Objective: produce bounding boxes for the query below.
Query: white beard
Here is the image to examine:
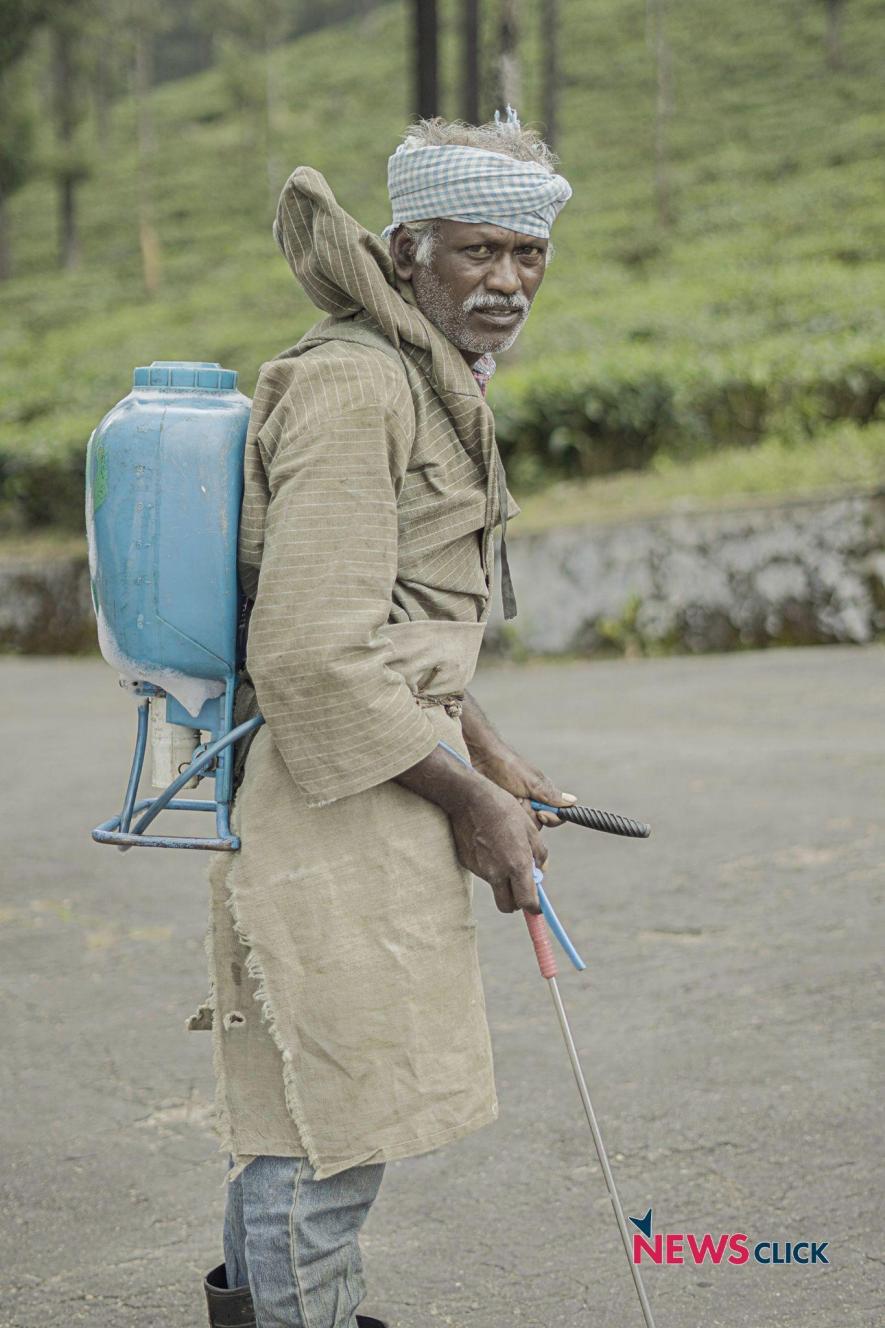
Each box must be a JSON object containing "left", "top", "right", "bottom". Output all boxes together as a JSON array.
[{"left": 411, "top": 264, "right": 532, "bottom": 354}]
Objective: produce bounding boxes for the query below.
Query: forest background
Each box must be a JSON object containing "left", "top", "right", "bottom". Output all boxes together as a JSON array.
[{"left": 0, "top": 0, "right": 882, "bottom": 540}]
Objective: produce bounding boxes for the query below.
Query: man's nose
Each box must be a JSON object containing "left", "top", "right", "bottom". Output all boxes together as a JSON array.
[{"left": 485, "top": 253, "right": 522, "bottom": 295}]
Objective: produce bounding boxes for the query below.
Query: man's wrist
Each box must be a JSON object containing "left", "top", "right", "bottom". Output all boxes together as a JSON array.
[
  {"left": 464, "top": 731, "right": 510, "bottom": 766},
  {"left": 394, "top": 743, "right": 500, "bottom": 818},
  {"left": 461, "top": 691, "right": 508, "bottom": 764}
]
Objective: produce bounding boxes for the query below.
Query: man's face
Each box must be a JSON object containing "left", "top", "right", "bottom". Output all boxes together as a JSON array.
[{"left": 391, "top": 219, "right": 548, "bottom": 359}]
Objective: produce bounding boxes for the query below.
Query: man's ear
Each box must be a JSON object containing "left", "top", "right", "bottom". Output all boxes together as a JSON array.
[{"left": 390, "top": 226, "right": 416, "bottom": 282}]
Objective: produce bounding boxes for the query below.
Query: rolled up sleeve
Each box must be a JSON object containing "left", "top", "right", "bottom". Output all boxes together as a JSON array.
[{"left": 245, "top": 391, "right": 439, "bottom": 806}]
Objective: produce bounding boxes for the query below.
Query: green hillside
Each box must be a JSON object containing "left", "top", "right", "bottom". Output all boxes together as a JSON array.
[{"left": 2, "top": 0, "right": 883, "bottom": 530}]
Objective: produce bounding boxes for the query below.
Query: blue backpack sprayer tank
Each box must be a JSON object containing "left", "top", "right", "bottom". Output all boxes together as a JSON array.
[
  {"left": 86, "top": 361, "right": 265, "bottom": 850},
  {"left": 85, "top": 360, "right": 659, "bottom": 1326}
]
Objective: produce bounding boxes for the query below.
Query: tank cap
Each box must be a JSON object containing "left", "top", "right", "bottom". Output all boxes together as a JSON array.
[{"left": 133, "top": 361, "right": 239, "bottom": 391}]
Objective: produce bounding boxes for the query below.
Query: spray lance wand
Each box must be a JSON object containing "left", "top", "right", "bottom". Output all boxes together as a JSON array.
[{"left": 438, "top": 742, "right": 658, "bottom": 1328}]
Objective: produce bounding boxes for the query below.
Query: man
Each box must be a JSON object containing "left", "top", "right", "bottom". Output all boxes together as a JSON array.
[{"left": 195, "top": 111, "right": 574, "bottom": 1328}]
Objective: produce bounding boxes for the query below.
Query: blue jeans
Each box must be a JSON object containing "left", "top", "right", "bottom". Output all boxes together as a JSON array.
[{"left": 223, "top": 1154, "right": 386, "bottom": 1327}]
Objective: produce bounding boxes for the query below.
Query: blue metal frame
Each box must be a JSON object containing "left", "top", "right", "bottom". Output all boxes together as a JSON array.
[{"left": 92, "top": 678, "right": 264, "bottom": 851}]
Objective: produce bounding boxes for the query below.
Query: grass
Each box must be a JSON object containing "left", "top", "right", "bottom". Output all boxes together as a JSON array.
[{"left": 512, "top": 419, "right": 885, "bottom": 532}]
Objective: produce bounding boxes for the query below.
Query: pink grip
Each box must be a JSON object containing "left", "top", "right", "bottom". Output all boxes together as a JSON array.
[{"left": 525, "top": 909, "right": 558, "bottom": 979}]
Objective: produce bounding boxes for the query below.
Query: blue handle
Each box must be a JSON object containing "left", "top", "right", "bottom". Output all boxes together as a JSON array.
[
  {"left": 438, "top": 741, "right": 586, "bottom": 972},
  {"left": 533, "top": 866, "right": 586, "bottom": 972}
]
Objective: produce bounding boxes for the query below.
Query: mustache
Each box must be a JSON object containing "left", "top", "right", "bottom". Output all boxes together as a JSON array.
[{"left": 463, "top": 291, "right": 530, "bottom": 315}]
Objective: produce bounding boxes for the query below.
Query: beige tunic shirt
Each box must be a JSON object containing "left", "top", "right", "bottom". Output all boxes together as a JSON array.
[{"left": 187, "top": 168, "right": 516, "bottom": 1180}]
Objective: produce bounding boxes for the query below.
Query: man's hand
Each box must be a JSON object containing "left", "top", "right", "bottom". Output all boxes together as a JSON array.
[
  {"left": 461, "top": 692, "right": 576, "bottom": 828},
  {"left": 448, "top": 778, "right": 547, "bottom": 915},
  {"left": 469, "top": 744, "right": 577, "bottom": 828},
  {"left": 393, "top": 746, "right": 546, "bottom": 914}
]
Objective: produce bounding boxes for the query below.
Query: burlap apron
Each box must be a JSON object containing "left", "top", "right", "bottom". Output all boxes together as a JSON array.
[{"left": 195, "top": 620, "right": 498, "bottom": 1181}]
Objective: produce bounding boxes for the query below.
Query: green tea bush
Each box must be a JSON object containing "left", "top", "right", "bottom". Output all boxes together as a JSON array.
[{"left": 493, "top": 339, "right": 885, "bottom": 489}]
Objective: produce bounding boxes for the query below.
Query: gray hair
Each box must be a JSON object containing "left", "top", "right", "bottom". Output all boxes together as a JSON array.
[
  {"left": 399, "top": 113, "right": 559, "bottom": 173},
  {"left": 398, "top": 218, "right": 440, "bottom": 264},
  {"left": 391, "top": 114, "right": 559, "bottom": 268}
]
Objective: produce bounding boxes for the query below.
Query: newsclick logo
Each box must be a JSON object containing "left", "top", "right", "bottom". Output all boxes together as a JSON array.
[{"left": 628, "top": 1208, "right": 829, "bottom": 1267}]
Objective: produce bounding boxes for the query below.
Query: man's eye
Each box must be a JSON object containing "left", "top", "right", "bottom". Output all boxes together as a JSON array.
[
  {"left": 518, "top": 246, "right": 543, "bottom": 258},
  {"left": 465, "top": 244, "right": 492, "bottom": 256}
]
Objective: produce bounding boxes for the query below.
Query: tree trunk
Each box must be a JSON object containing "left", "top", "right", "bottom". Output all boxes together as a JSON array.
[
  {"left": 60, "top": 173, "right": 80, "bottom": 269},
  {"left": 646, "top": 0, "right": 672, "bottom": 229},
  {"left": 825, "top": 0, "right": 845, "bottom": 71},
  {"left": 0, "top": 185, "right": 10, "bottom": 282},
  {"left": 414, "top": 0, "right": 439, "bottom": 119},
  {"left": 135, "top": 29, "right": 161, "bottom": 295},
  {"left": 94, "top": 46, "right": 111, "bottom": 149},
  {"left": 264, "top": 14, "right": 281, "bottom": 204},
  {"left": 461, "top": 0, "right": 480, "bottom": 123},
  {"left": 540, "top": 0, "right": 558, "bottom": 148},
  {"left": 498, "top": 0, "right": 520, "bottom": 112},
  {"left": 51, "top": 26, "right": 80, "bottom": 271}
]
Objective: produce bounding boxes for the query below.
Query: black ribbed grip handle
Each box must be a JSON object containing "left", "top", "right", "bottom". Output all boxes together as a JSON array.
[
  {"left": 549, "top": 803, "right": 651, "bottom": 838},
  {"left": 531, "top": 796, "right": 648, "bottom": 839}
]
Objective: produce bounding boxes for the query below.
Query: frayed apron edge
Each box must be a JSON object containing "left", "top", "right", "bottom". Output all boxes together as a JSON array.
[
  {"left": 205, "top": 928, "right": 239, "bottom": 1161},
  {"left": 217, "top": 1149, "right": 306, "bottom": 1188},
  {"left": 185, "top": 916, "right": 217, "bottom": 1031},
  {"left": 184, "top": 1001, "right": 213, "bottom": 1032},
  {"left": 225, "top": 1155, "right": 252, "bottom": 1186},
  {"left": 307, "top": 1101, "right": 500, "bottom": 1181},
  {"left": 220, "top": 878, "right": 323, "bottom": 1173},
  {"left": 215, "top": 1102, "right": 499, "bottom": 1186}
]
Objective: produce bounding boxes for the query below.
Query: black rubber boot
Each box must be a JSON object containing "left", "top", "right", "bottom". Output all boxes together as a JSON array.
[
  {"left": 203, "top": 1263, "right": 256, "bottom": 1327},
  {"left": 203, "top": 1262, "right": 387, "bottom": 1327}
]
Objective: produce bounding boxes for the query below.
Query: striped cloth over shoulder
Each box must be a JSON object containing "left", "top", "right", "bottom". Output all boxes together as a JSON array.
[{"left": 236, "top": 167, "right": 516, "bottom": 806}]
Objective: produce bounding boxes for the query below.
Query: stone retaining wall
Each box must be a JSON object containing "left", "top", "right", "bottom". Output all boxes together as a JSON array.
[
  {"left": 484, "top": 490, "right": 885, "bottom": 656},
  {"left": 0, "top": 553, "right": 95, "bottom": 653}
]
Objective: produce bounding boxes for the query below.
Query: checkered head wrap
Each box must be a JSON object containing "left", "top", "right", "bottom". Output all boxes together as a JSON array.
[{"left": 381, "top": 125, "right": 572, "bottom": 241}]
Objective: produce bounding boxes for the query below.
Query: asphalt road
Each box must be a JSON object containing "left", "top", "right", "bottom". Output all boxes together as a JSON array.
[{"left": 1, "top": 646, "right": 882, "bottom": 1328}]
